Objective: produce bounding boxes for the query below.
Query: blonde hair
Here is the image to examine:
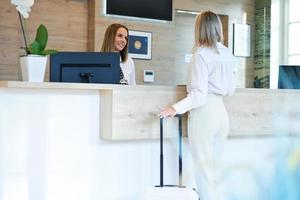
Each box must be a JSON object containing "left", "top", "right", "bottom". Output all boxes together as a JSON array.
[
  {"left": 101, "top": 23, "right": 129, "bottom": 62},
  {"left": 194, "top": 11, "right": 223, "bottom": 51}
]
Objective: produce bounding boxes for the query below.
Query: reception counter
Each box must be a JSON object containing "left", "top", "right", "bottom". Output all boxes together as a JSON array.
[{"left": 0, "top": 81, "right": 299, "bottom": 140}]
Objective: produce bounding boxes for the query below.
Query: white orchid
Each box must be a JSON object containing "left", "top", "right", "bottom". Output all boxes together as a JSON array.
[{"left": 11, "top": 0, "right": 34, "bottom": 19}]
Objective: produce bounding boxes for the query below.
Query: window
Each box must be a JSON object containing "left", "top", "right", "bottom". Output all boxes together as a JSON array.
[
  {"left": 270, "top": 0, "right": 300, "bottom": 88},
  {"left": 288, "top": 0, "right": 300, "bottom": 64}
]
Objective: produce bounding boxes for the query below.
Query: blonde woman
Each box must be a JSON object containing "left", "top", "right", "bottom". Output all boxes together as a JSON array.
[
  {"left": 158, "top": 11, "right": 236, "bottom": 200},
  {"left": 101, "top": 23, "right": 136, "bottom": 85}
]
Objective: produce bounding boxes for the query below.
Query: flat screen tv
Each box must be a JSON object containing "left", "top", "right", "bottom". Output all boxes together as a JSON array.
[
  {"left": 50, "top": 52, "right": 121, "bottom": 84},
  {"left": 278, "top": 65, "right": 300, "bottom": 89},
  {"left": 106, "top": 0, "right": 172, "bottom": 21}
]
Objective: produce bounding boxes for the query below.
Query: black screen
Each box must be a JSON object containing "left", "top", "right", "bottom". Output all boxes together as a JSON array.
[
  {"left": 278, "top": 65, "right": 300, "bottom": 89},
  {"left": 106, "top": 0, "right": 172, "bottom": 21},
  {"left": 50, "top": 52, "right": 121, "bottom": 84}
]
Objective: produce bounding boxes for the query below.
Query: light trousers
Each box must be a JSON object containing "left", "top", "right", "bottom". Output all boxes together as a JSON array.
[{"left": 188, "top": 94, "right": 229, "bottom": 200}]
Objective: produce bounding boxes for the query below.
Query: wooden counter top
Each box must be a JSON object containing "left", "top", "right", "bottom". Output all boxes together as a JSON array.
[
  {"left": 0, "top": 81, "right": 187, "bottom": 140},
  {"left": 0, "top": 81, "right": 178, "bottom": 90},
  {"left": 1, "top": 81, "right": 299, "bottom": 140}
]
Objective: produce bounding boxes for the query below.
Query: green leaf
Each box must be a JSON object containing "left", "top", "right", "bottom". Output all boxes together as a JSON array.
[
  {"left": 41, "top": 49, "right": 58, "bottom": 55},
  {"left": 34, "top": 24, "right": 48, "bottom": 51},
  {"left": 27, "top": 24, "right": 57, "bottom": 55},
  {"left": 28, "top": 41, "right": 42, "bottom": 55}
]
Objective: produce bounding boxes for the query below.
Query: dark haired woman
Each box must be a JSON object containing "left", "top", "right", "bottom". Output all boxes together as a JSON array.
[{"left": 101, "top": 23, "right": 136, "bottom": 85}]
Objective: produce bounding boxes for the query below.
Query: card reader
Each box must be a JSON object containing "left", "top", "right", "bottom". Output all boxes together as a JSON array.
[{"left": 143, "top": 70, "right": 154, "bottom": 83}]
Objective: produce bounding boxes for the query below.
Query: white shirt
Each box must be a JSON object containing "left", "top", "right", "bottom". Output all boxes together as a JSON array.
[
  {"left": 172, "top": 43, "right": 236, "bottom": 114},
  {"left": 120, "top": 56, "right": 136, "bottom": 85}
]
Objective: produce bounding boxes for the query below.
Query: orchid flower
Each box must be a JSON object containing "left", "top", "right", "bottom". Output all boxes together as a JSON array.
[
  {"left": 11, "top": 0, "right": 35, "bottom": 54},
  {"left": 11, "top": 0, "right": 34, "bottom": 19}
]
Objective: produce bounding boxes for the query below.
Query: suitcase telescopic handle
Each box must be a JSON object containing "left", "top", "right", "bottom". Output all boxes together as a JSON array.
[
  {"left": 178, "top": 114, "right": 183, "bottom": 186},
  {"left": 159, "top": 114, "right": 183, "bottom": 187},
  {"left": 159, "top": 117, "right": 164, "bottom": 186}
]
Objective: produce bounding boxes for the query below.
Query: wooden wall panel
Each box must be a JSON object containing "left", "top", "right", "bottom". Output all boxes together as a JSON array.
[
  {"left": 34, "top": 0, "right": 88, "bottom": 81},
  {"left": 0, "top": 0, "right": 254, "bottom": 87},
  {"left": 90, "top": 0, "right": 255, "bottom": 87},
  {"left": 0, "top": 1, "right": 20, "bottom": 80},
  {"left": 0, "top": 0, "right": 88, "bottom": 81}
]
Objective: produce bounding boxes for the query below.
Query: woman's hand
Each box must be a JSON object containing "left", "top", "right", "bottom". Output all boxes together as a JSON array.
[{"left": 158, "top": 106, "right": 177, "bottom": 118}]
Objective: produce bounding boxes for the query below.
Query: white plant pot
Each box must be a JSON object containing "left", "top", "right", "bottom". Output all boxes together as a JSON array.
[{"left": 20, "top": 55, "right": 47, "bottom": 82}]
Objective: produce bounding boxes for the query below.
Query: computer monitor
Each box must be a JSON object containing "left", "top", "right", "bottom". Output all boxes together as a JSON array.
[
  {"left": 50, "top": 52, "right": 121, "bottom": 84},
  {"left": 278, "top": 65, "right": 300, "bottom": 89}
]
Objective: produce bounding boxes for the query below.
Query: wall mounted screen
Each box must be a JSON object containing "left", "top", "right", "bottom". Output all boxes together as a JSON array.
[{"left": 106, "top": 0, "right": 172, "bottom": 21}]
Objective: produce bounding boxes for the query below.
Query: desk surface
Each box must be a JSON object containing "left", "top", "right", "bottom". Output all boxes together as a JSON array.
[
  {"left": 1, "top": 80, "right": 299, "bottom": 94},
  {"left": 0, "top": 81, "right": 179, "bottom": 90},
  {"left": 1, "top": 81, "right": 300, "bottom": 139}
]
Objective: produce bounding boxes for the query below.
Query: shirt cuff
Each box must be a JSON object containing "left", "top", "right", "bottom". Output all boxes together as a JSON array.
[{"left": 172, "top": 99, "right": 191, "bottom": 114}]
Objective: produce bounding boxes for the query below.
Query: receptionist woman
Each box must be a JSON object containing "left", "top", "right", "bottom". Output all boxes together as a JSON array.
[{"left": 101, "top": 23, "right": 136, "bottom": 85}]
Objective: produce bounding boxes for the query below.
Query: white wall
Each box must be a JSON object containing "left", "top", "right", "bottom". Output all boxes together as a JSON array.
[
  {"left": 0, "top": 88, "right": 299, "bottom": 200},
  {"left": 0, "top": 89, "right": 196, "bottom": 200}
]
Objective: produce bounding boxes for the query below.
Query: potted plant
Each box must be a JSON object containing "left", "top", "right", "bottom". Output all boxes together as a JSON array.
[
  {"left": 11, "top": 0, "right": 57, "bottom": 82},
  {"left": 20, "top": 24, "right": 57, "bottom": 82}
]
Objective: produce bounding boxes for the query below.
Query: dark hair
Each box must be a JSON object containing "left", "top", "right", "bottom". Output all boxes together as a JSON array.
[{"left": 101, "top": 23, "right": 129, "bottom": 62}]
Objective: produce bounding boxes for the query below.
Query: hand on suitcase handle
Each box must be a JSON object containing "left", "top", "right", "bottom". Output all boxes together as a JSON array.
[{"left": 157, "top": 106, "right": 177, "bottom": 118}]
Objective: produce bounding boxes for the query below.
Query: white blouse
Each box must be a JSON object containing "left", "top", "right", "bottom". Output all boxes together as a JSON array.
[
  {"left": 120, "top": 56, "right": 136, "bottom": 85},
  {"left": 172, "top": 43, "right": 236, "bottom": 114}
]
